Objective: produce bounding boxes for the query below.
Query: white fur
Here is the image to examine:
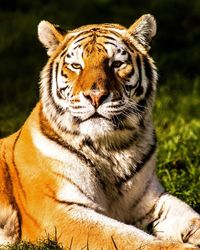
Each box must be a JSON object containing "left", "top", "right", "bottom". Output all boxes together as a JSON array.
[
  {"left": 0, "top": 206, "right": 19, "bottom": 245},
  {"left": 153, "top": 194, "right": 200, "bottom": 243}
]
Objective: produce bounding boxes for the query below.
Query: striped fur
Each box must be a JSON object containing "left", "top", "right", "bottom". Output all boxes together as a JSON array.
[{"left": 0, "top": 14, "right": 200, "bottom": 249}]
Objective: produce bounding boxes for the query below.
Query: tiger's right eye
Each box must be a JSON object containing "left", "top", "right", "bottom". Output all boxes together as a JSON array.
[
  {"left": 112, "top": 61, "right": 124, "bottom": 69},
  {"left": 71, "top": 63, "right": 82, "bottom": 70}
]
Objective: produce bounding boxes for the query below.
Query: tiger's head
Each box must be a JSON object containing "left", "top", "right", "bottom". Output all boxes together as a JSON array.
[{"left": 38, "top": 14, "right": 157, "bottom": 140}]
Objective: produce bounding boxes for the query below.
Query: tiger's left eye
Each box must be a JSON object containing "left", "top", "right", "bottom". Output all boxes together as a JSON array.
[
  {"left": 112, "top": 61, "right": 124, "bottom": 68},
  {"left": 71, "top": 63, "right": 82, "bottom": 70}
]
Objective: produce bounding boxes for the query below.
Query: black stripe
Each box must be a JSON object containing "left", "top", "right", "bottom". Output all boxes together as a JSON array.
[
  {"left": 95, "top": 28, "right": 123, "bottom": 39},
  {"left": 50, "top": 197, "right": 89, "bottom": 209},
  {"left": 125, "top": 67, "right": 135, "bottom": 80},
  {"left": 107, "top": 30, "right": 124, "bottom": 39},
  {"left": 45, "top": 184, "right": 90, "bottom": 209},
  {"left": 73, "top": 44, "right": 81, "bottom": 50},
  {"left": 125, "top": 84, "right": 135, "bottom": 92},
  {"left": 59, "top": 48, "right": 68, "bottom": 58},
  {"left": 12, "top": 130, "right": 27, "bottom": 199},
  {"left": 39, "top": 107, "right": 80, "bottom": 138},
  {"left": 136, "top": 98, "right": 147, "bottom": 113},
  {"left": 135, "top": 55, "right": 143, "bottom": 97},
  {"left": 98, "top": 35, "right": 116, "bottom": 41},
  {"left": 56, "top": 26, "right": 66, "bottom": 36},
  {"left": 55, "top": 63, "right": 63, "bottom": 100},
  {"left": 12, "top": 130, "right": 41, "bottom": 229},
  {"left": 47, "top": 62, "right": 66, "bottom": 115},
  {"left": 101, "top": 24, "right": 124, "bottom": 29},
  {"left": 122, "top": 39, "right": 136, "bottom": 53},
  {"left": 81, "top": 136, "right": 97, "bottom": 153},
  {"left": 115, "top": 168, "right": 135, "bottom": 189},
  {"left": 95, "top": 43, "right": 108, "bottom": 53},
  {"left": 3, "top": 150, "right": 22, "bottom": 239},
  {"left": 115, "top": 132, "right": 157, "bottom": 188},
  {"left": 111, "top": 236, "right": 119, "bottom": 250},
  {"left": 55, "top": 61, "right": 70, "bottom": 100},
  {"left": 40, "top": 128, "right": 106, "bottom": 191},
  {"left": 143, "top": 57, "right": 154, "bottom": 99},
  {"left": 80, "top": 136, "right": 122, "bottom": 175},
  {"left": 136, "top": 132, "right": 157, "bottom": 173},
  {"left": 61, "top": 68, "right": 69, "bottom": 78},
  {"left": 52, "top": 171, "right": 96, "bottom": 204},
  {"left": 131, "top": 171, "right": 154, "bottom": 210},
  {"left": 73, "top": 32, "right": 93, "bottom": 43},
  {"left": 133, "top": 191, "right": 167, "bottom": 226},
  {"left": 143, "top": 56, "right": 153, "bottom": 82},
  {"left": 58, "top": 36, "right": 74, "bottom": 58},
  {"left": 133, "top": 205, "right": 155, "bottom": 226},
  {"left": 104, "top": 41, "right": 118, "bottom": 47}
]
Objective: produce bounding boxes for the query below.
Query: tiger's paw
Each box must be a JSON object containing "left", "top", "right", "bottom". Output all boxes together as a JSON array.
[
  {"left": 181, "top": 218, "right": 200, "bottom": 247},
  {"left": 0, "top": 206, "right": 19, "bottom": 245},
  {"left": 154, "top": 216, "right": 200, "bottom": 248}
]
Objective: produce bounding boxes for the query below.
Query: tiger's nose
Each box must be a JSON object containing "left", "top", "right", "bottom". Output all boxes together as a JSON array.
[{"left": 83, "top": 89, "right": 109, "bottom": 108}]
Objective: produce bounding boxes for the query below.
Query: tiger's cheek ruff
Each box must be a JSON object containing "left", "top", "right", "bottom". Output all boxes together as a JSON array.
[{"left": 39, "top": 20, "right": 158, "bottom": 140}]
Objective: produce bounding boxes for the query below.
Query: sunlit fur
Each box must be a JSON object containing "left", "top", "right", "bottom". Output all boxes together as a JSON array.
[{"left": 0, "top": 14, "right": 200, "bottom": 249}]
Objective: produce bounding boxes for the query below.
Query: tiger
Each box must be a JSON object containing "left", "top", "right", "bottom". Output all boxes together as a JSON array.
[{"left": 0, "top": 14, "right": 200, "bottom": 249}]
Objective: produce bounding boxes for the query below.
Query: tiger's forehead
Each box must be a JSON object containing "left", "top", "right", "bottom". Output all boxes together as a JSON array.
[
  {"left": 69, "top": 28, "right": 125, "bottom": 47},
  {"left": 64, "top": 27, "right": 132, "bottom": 61}
]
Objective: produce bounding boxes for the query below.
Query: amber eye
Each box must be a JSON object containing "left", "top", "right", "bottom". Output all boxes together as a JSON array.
[
  {"left": 112, "top": 61, "right": 124, "bottom": 68},
  {"left": 71, "top": 63, "right": 82, "bottom": 70}
]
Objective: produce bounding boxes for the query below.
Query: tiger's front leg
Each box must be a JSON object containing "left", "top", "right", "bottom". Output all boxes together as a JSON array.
[
  {"left": 0, "top": 139, "right": 20, "bottom": 245},
  {"left": 152, "top": 193, "right": 200, "bottom": 247},
  {"left": 44, "top": 203, "right": 198, "bottom": 250},
  {"left": 131, "top": 175, "right": 200, "bottom": 248}
]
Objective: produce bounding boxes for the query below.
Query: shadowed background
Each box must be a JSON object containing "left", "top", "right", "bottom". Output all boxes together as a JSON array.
[{"left": 0, "top": 0, "right": 200, "bottom": 211}]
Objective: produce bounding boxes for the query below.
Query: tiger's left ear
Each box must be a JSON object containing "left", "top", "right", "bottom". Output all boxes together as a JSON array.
[
  {"left": 128, "top": 14, "right": 157, "bottom": 50},
  {"left": 38, "top": 20, "right": 66, "bottom": 56}
]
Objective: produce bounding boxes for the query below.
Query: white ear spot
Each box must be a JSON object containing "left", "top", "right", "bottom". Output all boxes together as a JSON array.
[
  {"left": 128, "top": 14, "right": 157, "bottom": 50},
  {"left": 38, "top": 20, "right": 65, "bottom": 56}
]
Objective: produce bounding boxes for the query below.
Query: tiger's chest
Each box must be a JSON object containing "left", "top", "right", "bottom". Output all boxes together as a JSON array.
[
  {"left": 53, "top": 145, "right": 154, "bottom": 222},
  {"left": 32, "top": 126, "right": 154, "bottom": 222}
]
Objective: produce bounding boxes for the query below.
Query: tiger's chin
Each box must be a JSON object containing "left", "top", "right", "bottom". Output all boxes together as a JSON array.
[{"left": 79, "top": 117, "right": 115, "bottom": 137}]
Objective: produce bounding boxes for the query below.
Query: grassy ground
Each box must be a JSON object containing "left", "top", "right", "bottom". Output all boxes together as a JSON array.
[
  {"left": 154, "top": 75, "right": 200, "bottom": 211},
  {"left": 0, "top": 75, "right": 199, "bottom": 249},
  {"left": 1, "top": 239, "right": 64, "bottom": 250}
]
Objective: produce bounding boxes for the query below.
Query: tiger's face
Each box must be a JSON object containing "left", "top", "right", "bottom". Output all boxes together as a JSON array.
[{"left": 38, "top": 15, "right": 157, "bottom": 138}]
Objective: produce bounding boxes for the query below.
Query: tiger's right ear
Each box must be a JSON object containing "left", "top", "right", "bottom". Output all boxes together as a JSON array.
[
  {"left": 128, "top": 14, "right": 156, "bottom": 51},
  {"left": 38, "top": 21, "right": 66, "bottom": 56}
]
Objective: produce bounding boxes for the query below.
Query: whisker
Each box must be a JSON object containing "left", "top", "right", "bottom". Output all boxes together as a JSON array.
[{"left": 127, "top": 99, "right": 150, "bottom": 112}]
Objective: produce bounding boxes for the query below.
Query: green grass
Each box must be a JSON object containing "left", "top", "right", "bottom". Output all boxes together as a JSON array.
[
  {"left": 0, "top": 75, "right": 199, "bottom": 249},
  {"left": 0, "top": 239, "right": 63, "bottom": 250},
  {"left": 154, "top": 75, "right": 200, "bottom": 212}
]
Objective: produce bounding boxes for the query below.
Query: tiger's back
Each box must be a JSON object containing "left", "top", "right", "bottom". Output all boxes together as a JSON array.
[{"left": 0, "top": 14, "right": 200, "bottom": 249}]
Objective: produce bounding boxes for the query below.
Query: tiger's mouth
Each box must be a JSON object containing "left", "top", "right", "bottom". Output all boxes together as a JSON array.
[{"left": 81, "top": 112, "right": 111, "bottom": 122}]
